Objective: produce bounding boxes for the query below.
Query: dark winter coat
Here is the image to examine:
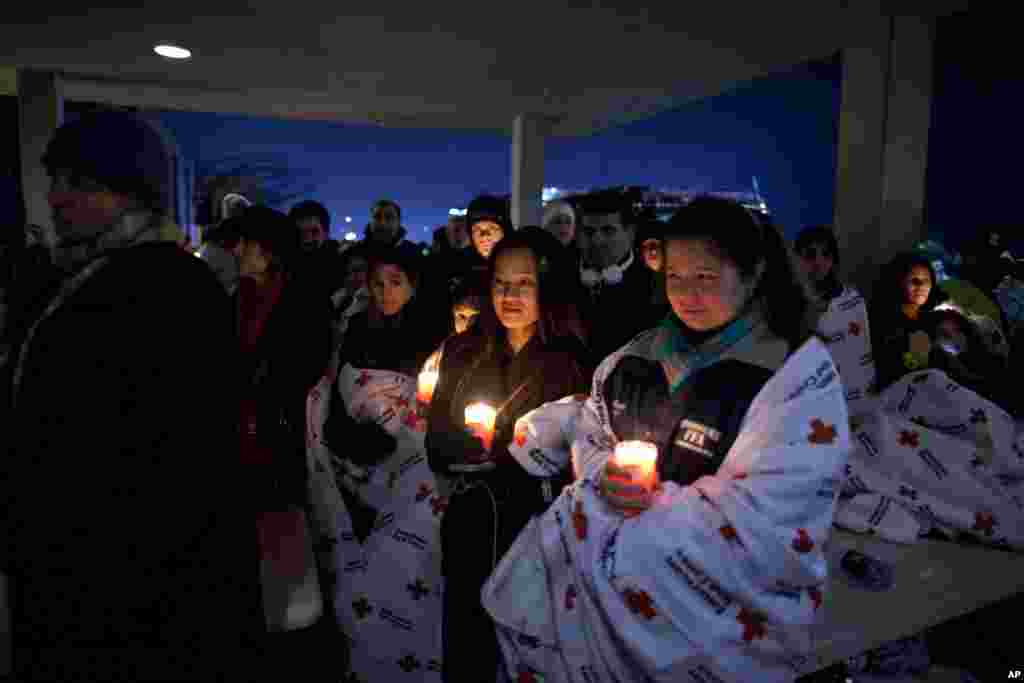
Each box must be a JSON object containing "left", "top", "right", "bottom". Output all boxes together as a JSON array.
[{"left": 425, "top": 327, "right": 589, "bottom": 683}]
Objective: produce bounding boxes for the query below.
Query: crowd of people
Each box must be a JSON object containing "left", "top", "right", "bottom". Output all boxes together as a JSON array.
[{"left": 1, "top": 110, "right": 1021, "bottom": 682}]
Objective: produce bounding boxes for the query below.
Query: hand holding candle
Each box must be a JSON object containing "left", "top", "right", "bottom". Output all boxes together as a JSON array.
[
  {"left": 600, "top": 440, "right": 659, "bottom": 513},
  {"left": 464, "top": 401, "right": 498, "bottom": 453}
]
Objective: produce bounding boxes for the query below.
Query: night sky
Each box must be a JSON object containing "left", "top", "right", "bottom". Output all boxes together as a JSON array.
[
  {"left": 154, "top": 57, "right": 842, "bottom": 244},
  {"left": 1, "top": 14, "right": 1007, "bottom": 253}
]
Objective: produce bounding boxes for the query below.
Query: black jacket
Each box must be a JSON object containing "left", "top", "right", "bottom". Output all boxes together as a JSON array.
[
  {"left": 602, "top": 356, "right": 774, "bottom": 486},
  {"left": 578, "top": 255, "right": 666, "bottom": 364},
  {"left": 3, "top": 243, "right": 264, "bottom": 680},
  {"left": 236, "top": 271, "right": 332, "bottom": 511},
  {"left": 426, "top": 328, "right": 589, "bottom": 683}
]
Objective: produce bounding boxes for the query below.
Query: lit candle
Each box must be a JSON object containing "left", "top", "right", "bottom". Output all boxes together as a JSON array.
[
  {"left": 417, "top": 370, "right": 439, "bottom": 406},
  {"left": 464, "top": 401, "right": 498, "bottom": 453},
  {"left": 602, "top": 440, "right": 659, "bottom": 509}
]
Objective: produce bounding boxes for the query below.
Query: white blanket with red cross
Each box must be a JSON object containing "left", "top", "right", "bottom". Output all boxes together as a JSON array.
[
  {"left": 305, "top": 364, "right": 447, "bottom": 682},
  {"left": 482, "top": 338, "right": 850, "bottom": 683},
  {"left": 815, "top": 286, "right": 876, "bottom": 416},
  {"left": 834, "top": 369, "right": 1024, "bottom": 550}
]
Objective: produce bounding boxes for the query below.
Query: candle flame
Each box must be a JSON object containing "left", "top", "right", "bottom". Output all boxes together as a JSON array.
[
  {"left": 465, "top": 402, "right": 497, "bottom": 428},
  {"left": 613, "top": 441, "right": 658, "bottom": 468}
]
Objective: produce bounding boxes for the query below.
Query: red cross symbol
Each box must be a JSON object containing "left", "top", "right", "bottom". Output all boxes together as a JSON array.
[
  {"left": 792, "top": 528, "right": 814, "bottom": 554},
  {"left": 402, "top": 410, "right": 420, "bottom": 429},
  {"left": 719, "top": 525, "right": 740, "bottom": 544},
  {"left": 430, "top": 496, "right": 448, "bottom": 517},
  {"left": 517, "top": 669, "right": 538, "bottom": 683},
  {"left": 898, "top": 430, "right": 920, "bottom": 448},
  {"left": 808, "top": 587, "right": 823, "bottom": 611},
  {"left": 808, "top": 419, "right": 837, "bottom": 445},
  {"left": 514, "top": 423, "right": 528, "bottom": 448},
  {"left": 848, "top": 321, "right": 862, "bottom": 337},
  {"left": 416, "top": 482, "right": 433, "bottom": 502},
  {"left": 973, "top": 511, "right": 997, "bottom": 537},
  {"left": 564, "top": 584, "right": 577, "bottom": 611},
  {"left": 623, "top": 588, "right": 658, "bottom": 620},
  {"left": 572, "top": 501, "right": 588, "bottom": 541},
  {"left": 737, "top": 607, "right": 767, "bottom": 642}
]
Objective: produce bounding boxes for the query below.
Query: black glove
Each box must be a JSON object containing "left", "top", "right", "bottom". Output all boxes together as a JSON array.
[{"left": 426, "top": 428, "right": 486, "bottom": 475}]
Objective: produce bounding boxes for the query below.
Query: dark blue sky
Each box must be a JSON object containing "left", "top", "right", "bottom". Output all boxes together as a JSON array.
[
  {"left": 4, "top": 14, "right": 997, "bottom": 252},
  {"left": 155, "top": 57, "right": 842, "bottom": 243}
]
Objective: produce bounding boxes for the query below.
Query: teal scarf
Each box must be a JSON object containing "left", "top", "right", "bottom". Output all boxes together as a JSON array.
[{"left": 654, "top": 308, "right": 762, "bottom": 395}]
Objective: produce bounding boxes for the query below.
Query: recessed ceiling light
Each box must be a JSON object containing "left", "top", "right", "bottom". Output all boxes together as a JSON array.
[{"left": 154, "top": 44, "right": 191, "bottom": 60}]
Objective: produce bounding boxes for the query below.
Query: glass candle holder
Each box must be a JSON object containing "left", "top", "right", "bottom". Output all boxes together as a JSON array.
[
  {"left": 602, "top": 440, "right": 659, "bottom": 509},
  {"left": 417, "top": 370, "right": 439, "bottom": 407}
]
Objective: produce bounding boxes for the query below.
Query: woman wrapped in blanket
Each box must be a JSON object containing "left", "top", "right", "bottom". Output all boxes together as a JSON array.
[
  {"left": 481, "top": 197, "right": 854, "bottom": 683},
  {"left": 425, "top": 227, "right": 591, "bottom": 683},
  {"left": 592, "top": 197, "right": 810, "bottom": 491},
  {"left": 323, "top": 245, "right": 450, "bottom": 540}
]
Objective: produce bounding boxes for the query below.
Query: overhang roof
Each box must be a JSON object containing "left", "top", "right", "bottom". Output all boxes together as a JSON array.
[{"left": 0, "top": 2, "right": 967, "bottom": 135}]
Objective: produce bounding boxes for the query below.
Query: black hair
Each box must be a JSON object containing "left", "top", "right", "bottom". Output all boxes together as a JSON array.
[
  {"left": 204, "top": 219, "right": 242, "bottom": 249},
  {"left": 871, "top": 253, "right": 948, "bottom": 317},
  {"left": 289, "top": 200, "right": 331, "bottom": 232},
  {"left": 371, "top": 199, "right": 402, "bottom": 221},
  {"left": 232, "top": 205, "right": 300, "bottom": 273},
  {"left": 576, "top": 192, "right": 638, "bottom": 229},
  {"left": 364, "top": 245, "right": 422, "bottom": 291},
  {"left": 794, "top": 225, "right": 840, "bottom": 267},
  {"left": 473, "top": 226, "right": 581, "bottom": 355},
  {"left": 664, "top": 196, "right": 810, "bottom": 346},
  {"left": 451, "top": 276, "right": 485, "bottom": 310},
  {"left": 466, "top": 195, "right": 511, "bottom": 232}
]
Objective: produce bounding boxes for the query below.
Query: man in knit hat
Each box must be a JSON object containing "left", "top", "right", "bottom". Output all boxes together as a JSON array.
[{"left": 1, "top": 111, "right": 263, "bottom": 681}]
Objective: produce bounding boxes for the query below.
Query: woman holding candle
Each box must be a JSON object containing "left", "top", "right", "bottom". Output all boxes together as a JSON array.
[
  {"left": 578, "top": 196, "right": 810, "bottom": 492},
  {"left": 425, "top": 227, "right": 590, "bottom": 683},
  {"left": 482, "top": 197, "right": 850, "bottom": 682}
]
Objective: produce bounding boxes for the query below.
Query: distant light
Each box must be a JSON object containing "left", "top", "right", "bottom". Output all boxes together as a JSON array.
[
  {"left": 345, "top": 216, "right": 352, "bottom": 223},
  {"left": 345, "top": 232, "right": 357, "bottom": 241},
  {"left": 193, "top": 251, "right": 203, "bottom": 258},
  {"left": 449, "top": 208, "right": 467, "bottom": 216},
  {"left": 154, "top": 44, "right": 192, "bottom": 60}
]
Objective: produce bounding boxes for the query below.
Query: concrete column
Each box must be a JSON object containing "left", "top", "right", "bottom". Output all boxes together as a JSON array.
[
  {"left": 834, "top": 15, "right": 934, "bottom": 297},
  {"left": 511, "top": 114, "right": 546, "bottom": 229},
  {"left": 17, "top": 69, "right": 63, "bottom": 234}
]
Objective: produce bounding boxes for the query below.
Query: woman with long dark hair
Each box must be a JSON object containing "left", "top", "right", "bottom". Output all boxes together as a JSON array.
[
  {"left": 425, "top": 227, "right": 590, "bottom": 683},
  {"left": 482, "top": 197, "right": 847, "bottom": 682},
  {"left": 324, "top": 245, "right": 449, "bottom": 539},
  {"left": 869, "top": 253, "right": 949, "bottom": 391}
]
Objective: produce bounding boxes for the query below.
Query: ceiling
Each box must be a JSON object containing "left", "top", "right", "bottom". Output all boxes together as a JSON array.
[{"left": 0, "top": 2, "right": 968, "bottom": 136}]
